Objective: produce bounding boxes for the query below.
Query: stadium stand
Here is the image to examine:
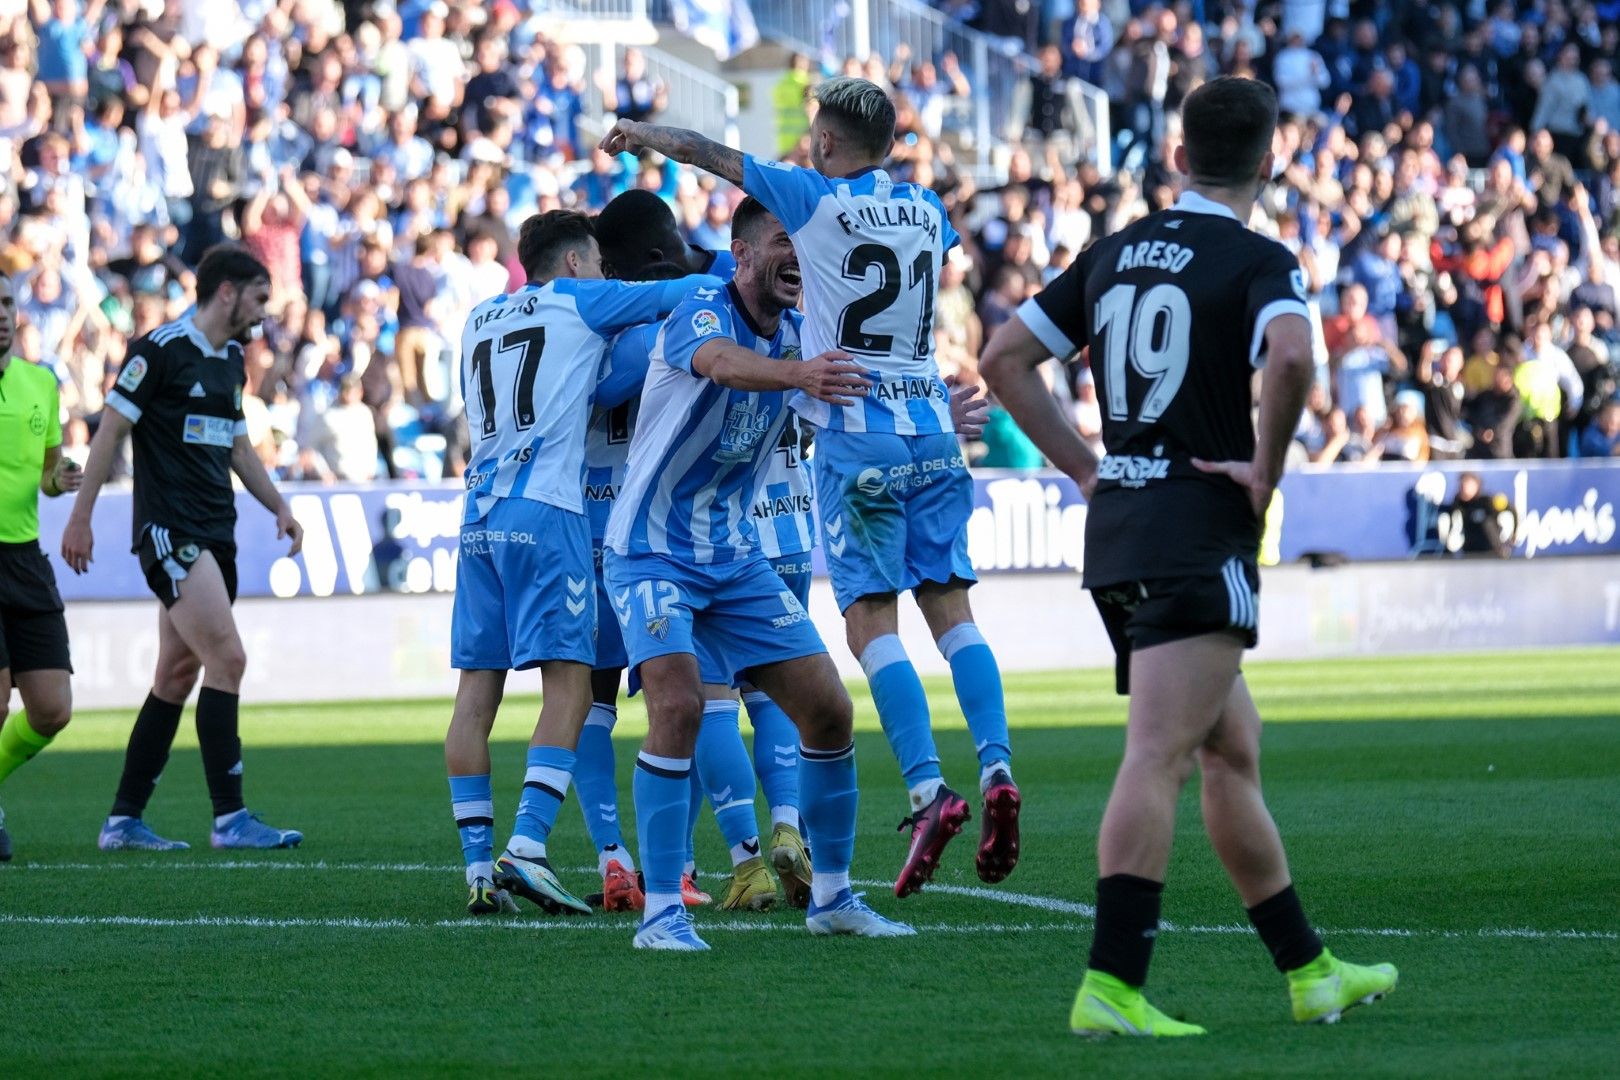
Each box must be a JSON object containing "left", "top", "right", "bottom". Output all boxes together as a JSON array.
[{"left": 4, "top": 0, "right": 1618, "bottom": 489}]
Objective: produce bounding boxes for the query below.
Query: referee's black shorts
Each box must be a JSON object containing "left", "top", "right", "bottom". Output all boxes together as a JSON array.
[
  {"left": 1091, "top": 556, "right": 1260, "bottom": 696},
  {"left": 136, "top": 525, "right": 238, "bottom": 609},
  {"left": 0, "top": 541, "right": 72, "bottom": 675}
]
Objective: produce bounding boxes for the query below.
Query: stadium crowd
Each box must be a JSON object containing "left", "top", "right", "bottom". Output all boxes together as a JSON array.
[{"left": 5, "top": 0, "right": 1620, "bottom": 485}]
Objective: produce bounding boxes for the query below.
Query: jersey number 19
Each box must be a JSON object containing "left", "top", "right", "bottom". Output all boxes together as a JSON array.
[{"left": 1094, "top": 283, "right": 1191, "bottom": 423}]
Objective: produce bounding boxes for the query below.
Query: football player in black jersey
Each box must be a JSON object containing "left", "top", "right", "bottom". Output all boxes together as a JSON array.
[
  {"left": 63, "top": 246, "right": 307, "bottom": 852},
  {"left": 983, "top": 77, "right": 1396, "bottom": 1036}
]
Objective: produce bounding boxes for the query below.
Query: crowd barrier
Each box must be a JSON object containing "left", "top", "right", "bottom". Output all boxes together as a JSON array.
[
  {"left": 60, "top": 556, "right": 1620, "bottom": 709},
  {"left": 36, "top": 461, "right": 1620, "bottom": 603}
]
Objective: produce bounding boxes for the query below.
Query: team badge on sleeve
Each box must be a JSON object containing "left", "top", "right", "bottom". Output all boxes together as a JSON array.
[
  {"left": 117, "top": 356, "right": 149, "bottom": 392},
  {"left": 1290, "top": 269, "right": 1308, "bottom": 301},
  {"left": 691, "top": 310, "right": 723, "bottom": 337}
]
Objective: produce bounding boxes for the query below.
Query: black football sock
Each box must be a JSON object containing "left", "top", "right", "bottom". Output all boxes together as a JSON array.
[
  {"left": 110, "top": 693, "right": 186, "bottom": 818},
  {"left": 1087, "top": 873, "right": 1165, "bottom": 988},
  {"left": 1247, "top": 884, "right": 1325, "bottom": 972},
  {"left": 195, "top": 688, "right": 245, "bottom": 818}
]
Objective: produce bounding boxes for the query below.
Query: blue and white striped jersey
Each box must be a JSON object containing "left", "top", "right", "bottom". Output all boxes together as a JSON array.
[
  {"left": 742, "top": 154, "right": 961, "bottom": 436},
  {"left": 458, "top": 275, "right": 713, "bottom": 524},
  {"left": 605, "top": 282, "right": 806, "bottom": 564},
  {"left": 583, "top": 323, "right": 658, "bottom": 543},
  {"left": 750, "top": 412, "right": 815, "bottom": 559}
]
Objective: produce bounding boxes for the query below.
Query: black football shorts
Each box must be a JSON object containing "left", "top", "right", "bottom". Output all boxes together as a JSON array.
[
  {"left": 0, "top": 541, "right": 72, "bottom": 674},
  {"left": 136, "top": 526, "right": 238, "bottom": 609},
  {"left": 1091, "top": 556, "right": 1260, "bottom": 695}
]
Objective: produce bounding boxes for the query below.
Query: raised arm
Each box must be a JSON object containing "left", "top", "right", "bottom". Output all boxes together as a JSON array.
[{"left": 598, "top": 119, "right": 743, "bottom": 185}]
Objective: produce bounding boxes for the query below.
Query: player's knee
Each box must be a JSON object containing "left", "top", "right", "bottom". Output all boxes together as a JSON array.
[
  {"left": 28, "top": 696, "right": 72, "bottom": 737},
  {"left": 1199, "top": 736, "right": 1259, "bottom": 780},
  {"left": 155, "top": 656, "right": 201, "bottom": 701},
  {"left": 646, "top": 687, "right": 704, "bottom": 742},
  {"left": 797, "top": 685, "right": 854, "bottom": 748},
  {"left": 208, "top": 641, "right": 248, "bottom": 689},
  {"left": 1125, "top": 742, "right": 1198, "bottom": 786}
]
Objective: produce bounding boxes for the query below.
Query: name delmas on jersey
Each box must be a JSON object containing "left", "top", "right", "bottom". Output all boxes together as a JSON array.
[{"left": 470, "top": 292, "right": 544, "bottom": 332}]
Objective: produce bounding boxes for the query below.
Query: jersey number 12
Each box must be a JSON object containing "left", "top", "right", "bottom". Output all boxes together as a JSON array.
[
  {"left": 1094, "top": 283, "right": 1191, "bottom": 423},
  {"left": 469, "top": 326, "right": 547, "bottom": 440}
]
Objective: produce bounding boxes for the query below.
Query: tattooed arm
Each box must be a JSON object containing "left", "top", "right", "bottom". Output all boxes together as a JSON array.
[{"left": 598, "top": 119, "right": 744, "bottom": 185}]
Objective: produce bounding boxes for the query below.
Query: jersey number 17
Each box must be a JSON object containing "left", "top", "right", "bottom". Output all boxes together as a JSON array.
[{"left": 468, "top": 327, "right": 547, "bottom": 440}]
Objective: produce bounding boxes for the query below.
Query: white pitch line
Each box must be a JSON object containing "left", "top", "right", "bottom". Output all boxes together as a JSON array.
[
  {"left": 0, "top": 912, "right": 1614, "bottom": 942},
  {"left": 7, "top": 861, "right": 1615, "bottom": 942},
  {"left": 8, "top": 861, "right": 1096, "bottom": 916},
  {"left": 0, "top": 913, "right": 1068, "bottom": 935}
]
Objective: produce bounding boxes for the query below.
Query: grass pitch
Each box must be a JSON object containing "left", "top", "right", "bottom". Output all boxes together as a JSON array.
[{"left": 2, "top": 648, "right": 1618, "bottom": 1078}]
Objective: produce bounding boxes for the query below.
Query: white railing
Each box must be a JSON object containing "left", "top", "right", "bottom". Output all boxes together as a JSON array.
[
  {"left": 529, "top": 0, "right": 650, "bottom": 19},
  {"left": 581, "top": 42, "right": 741, "bottom": 148},
  {"left": 749, "top": 0, "right": 1111, "bottom": 176}
]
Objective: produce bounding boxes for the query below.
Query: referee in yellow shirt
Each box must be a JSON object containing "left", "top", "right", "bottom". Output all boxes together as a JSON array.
[{"left": 0, "top": 274, "right": 82, "bottom": 860}]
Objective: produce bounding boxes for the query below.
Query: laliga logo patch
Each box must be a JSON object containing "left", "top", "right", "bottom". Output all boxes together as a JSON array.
[
  {"left": 117, "top": 356, "right": 148, "bottom": 392},
  {"left": 691, "top": 309, "right": 723, "bottom": 338},
  {"left": 856, "top": 468, "right": 886, "bottom": 497},
  {"left": 1290, "top": 269, "right": 1307, "bottom": 302}
]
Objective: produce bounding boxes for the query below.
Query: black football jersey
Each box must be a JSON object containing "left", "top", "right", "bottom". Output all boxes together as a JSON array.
[
  {"left": 104, "top": 317, "right": 247, "bottom": 549},
  {"left": 1019, "top": 192, "right": 1309, "bottom": 587}
]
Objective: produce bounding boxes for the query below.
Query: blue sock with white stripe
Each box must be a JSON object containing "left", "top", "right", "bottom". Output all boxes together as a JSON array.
[
  {"left": 695, "top": 699, "right": 762, "bottom": 866},
  {"left": 799, "top": 742, "right": 857, "bottom": 907},
  {"left": 448, "top": 774, "right": 495, "bottom": 887},
  {"left": 860, "top": 635, "right": 944, "bottom": 810},
  {"left": 574, "top": 704, "right": 634, "bottom": 874},
  {"left": 634, "top": 751, "right": 693, "bottom": 920},
  {"left": 743, "top": 690, "right": 800, "bottom": 831},
  {"left": 507, "top": 745, "right": 574, "bottom": 858},
  {"left": 938, "top": 623, "right": 1012, "bottom": 780},
  {"left": 684, "top": 770, "right": 704, "bottom": 876}
]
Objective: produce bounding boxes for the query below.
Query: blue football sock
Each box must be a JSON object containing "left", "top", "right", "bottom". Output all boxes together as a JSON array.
[
  {"left": 861, "top": 635, "right": 943, "bottom": 792},
  {"left": 509, "top": 745, "right": 574, "bottom": 857},
  {"left": 634, "top": 751, "right": 693, "bottom": 919},
  {"left": 684, "top": 769, "right": 704, "bottom": 875},
  {"left": 743, "top": 690, "right": 800, "bottom": 829},
  {"left": 574, "top": 704, "right": 628, "bottom": 859},
  {"left": 799, "top": 742, "right": 857, "bottom": 904},
  {"left": 696, "top": 699, "right": 762, "bottom": 864},
  {"left": 448, "top": 773, "right": 494, "bottom": 886},
  {"left": 938, "top": 623, "right": 1012, "bottom": 771}
]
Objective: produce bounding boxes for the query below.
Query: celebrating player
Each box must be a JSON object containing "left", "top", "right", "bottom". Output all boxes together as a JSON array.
[
  {"left": 0, "top": 276, "right": 82, "bottom": 861},
  {"left": 981, "top": 77, "right": 1397, "bottom": 1036},
  {"left": 444, "top": 210, "right": 719, "bottom": 917},
  {"left": 605, "top": 197, "right": 912, "bottom": 950},
  {"left": 601, "top": 77, "right": 1022, "bottom": 900},
  {"left": 62, "top": 247, "right": 306, "bottom": 852}
]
